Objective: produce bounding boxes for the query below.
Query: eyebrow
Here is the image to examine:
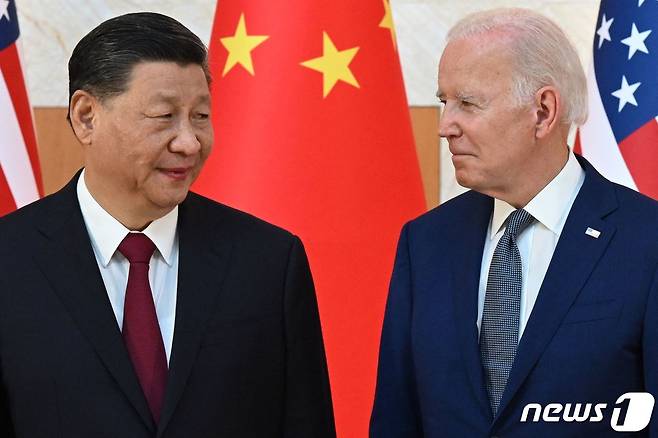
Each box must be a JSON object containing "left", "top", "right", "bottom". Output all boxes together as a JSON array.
[
  {"left": 149, "top": 93, "right": 210, "bottom": 105},
  {"left": 196, "top": 95, "right": 211, "bottom": 105},
  {"left": 435, "top": 90, "right": 477, "bottom": 101},
  {"left": 456, "top": 92, "right": 477, "bottom": 101}
]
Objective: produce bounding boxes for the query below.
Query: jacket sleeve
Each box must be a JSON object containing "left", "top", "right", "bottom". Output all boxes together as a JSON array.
[
  {"left": 0, "top": 382, "right": 14, "bottom": 437},
  {"left": 283, "top": 236, "right": 336, "bottom": 437},
  {"left": 370, "top": 223, "right": 423, "bottom": 437},
  {"left": 0, "top": 273, "right": 15, "bottom": 437},
  {"left": 643, "top": 265, "right": 658, "bottom": 437}
]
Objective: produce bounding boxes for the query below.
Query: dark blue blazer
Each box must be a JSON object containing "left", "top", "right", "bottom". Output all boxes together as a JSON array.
[{"left": 371, "top": 157, "right": 658, "bottom": 437}]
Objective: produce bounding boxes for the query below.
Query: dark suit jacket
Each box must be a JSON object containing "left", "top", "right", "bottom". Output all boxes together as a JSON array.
[
  {"left": 0, "top": 173, "right": 336, "bottom": 437},
  {"left": 371, "top": 156, "right": 658, "bottom": 437}
]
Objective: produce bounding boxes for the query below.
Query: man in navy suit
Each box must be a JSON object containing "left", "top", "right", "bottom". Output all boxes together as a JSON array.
[
  {"left": 371, "top": 8, "right": 658, "bottom": 437},
  {"left": 0, "top": 13, "right": 335, "bottom": 437}
]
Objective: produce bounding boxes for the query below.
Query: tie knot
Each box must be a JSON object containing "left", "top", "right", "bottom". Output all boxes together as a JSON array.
[
  {"left": 118, "top": 233, "right": 156, "bottom": 264},
  {"left": 504, "top": 209, "right": 534, "bottom": 238}
]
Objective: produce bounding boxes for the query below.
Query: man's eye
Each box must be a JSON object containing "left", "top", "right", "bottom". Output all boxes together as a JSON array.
[
  {"left": 196, "top": 113, "right": 210, "bottom": 120},
  {"left": 461, "top": 100, "right": 473, "bottom": 107}
]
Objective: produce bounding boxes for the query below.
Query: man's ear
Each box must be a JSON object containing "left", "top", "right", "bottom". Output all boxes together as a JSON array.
[
  {"left": 69, "top": 90, "right": 99, "bottom": 146},
  {"left": 534, "top": 86, "right": 560, "bottom": 139}
]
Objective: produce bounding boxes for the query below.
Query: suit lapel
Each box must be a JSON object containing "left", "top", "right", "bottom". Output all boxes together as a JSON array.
[
  {"left": 33, "top": 174, "right": 156, "bottom": 432},
  {"left": 495, "top": 158, "right": 618, "bottom": 422},
  {"left": 451, "top": 193, "right": 494, "bottom": 421},
  {"left": 157, "top": 194, "right": 234, "bottom": 437}
]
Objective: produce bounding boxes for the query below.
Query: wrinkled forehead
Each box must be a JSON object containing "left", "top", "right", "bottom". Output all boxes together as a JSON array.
[
  {"left": 439, "top": 30, "right": 517, "bottom": 71},
  {"left": 124, "top": 60, "right": 210, "bottom": 84},
  {"left": 437, "top": 34, "right": 517, "bottom": 95},
  {"left": 117, "top": 61, "right": 212, "bottom": 106}
]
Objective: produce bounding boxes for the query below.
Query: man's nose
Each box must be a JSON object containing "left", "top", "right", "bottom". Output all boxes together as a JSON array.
[
  {"left": 437, "top": 105, "right": 461, "bottom": 139},
  {"left": 170, "top": 120, "right": 201, "bottom": 155}
]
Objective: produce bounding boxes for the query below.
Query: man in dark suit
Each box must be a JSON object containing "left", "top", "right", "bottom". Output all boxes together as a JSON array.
[
  {"left": 371, "top": 8, "right": 658, "bottom": 438},
  {"left": 0, "top": 12, "right": 335, "bottom": 437}
]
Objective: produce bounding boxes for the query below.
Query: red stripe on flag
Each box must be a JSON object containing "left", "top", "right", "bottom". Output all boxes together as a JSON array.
[
  {"left": 0, "top": 165, "right": 18, "bottom": 217},
  {"left": 618, "top": 119, "right": 658, "bottom": 200},
  {"left": 0, "top": 43, "right": 43, "bottom": 197}
]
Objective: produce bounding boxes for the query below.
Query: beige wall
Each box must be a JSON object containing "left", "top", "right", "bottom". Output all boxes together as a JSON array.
[{"left": 33, "top": 108, "right": 82, "bottom": 196}]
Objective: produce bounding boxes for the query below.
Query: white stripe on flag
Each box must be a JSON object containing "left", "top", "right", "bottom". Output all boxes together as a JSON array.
[
  {"left": 579, "top": 62, "right": 637, "bottom": 190},
  {"left": 0, "top": 68, "right": 39, "bottom": 208}
]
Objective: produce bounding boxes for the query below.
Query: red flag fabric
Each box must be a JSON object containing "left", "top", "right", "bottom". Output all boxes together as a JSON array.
[
  {"left": 576, "top": 1, "right": 657, "bottom": 200},
  {"left": 194, "top": 1, "right": 426, "bottom": 435},
  {"left": 0, "top": 0, "right": 42, "bottom": 216}
]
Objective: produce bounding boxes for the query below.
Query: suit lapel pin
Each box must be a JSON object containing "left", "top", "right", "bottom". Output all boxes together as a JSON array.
[{"left": 585, "top": 227, "right": 601, "bottom": 238}]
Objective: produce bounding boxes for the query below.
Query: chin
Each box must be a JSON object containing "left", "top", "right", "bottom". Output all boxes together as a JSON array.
[
  {"left": 454, "top": 170, "right": 474, "bottom": 189},
  {"left": 151, "top": 190, "right": 189, "bottom": 210}
]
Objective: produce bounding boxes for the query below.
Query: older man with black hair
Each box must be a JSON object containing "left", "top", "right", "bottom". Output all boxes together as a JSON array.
[
  {"left": 0, "top": 12, "right": 335, "bottom": 438},
  {"left": 371, "top": 8, "right": 658, "bottom": 438}
]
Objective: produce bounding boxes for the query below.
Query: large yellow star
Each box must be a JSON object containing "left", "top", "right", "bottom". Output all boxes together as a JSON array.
[
  {"left": 379, "top": 0, "right": 397, "bottom": 50},
  {"left": 220, "top": 13, "right": 269, "bottom": 76},
  {"left": 300, "top": 32, "right": 360, "bottom": 98}
]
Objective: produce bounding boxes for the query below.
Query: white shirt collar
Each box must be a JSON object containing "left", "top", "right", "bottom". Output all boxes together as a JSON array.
[
  {"left": 490, "top": 149, "right": 584, "bottom": 238},
  {"left": 76, "top": 169, "right": 178, "bottom": 267}
]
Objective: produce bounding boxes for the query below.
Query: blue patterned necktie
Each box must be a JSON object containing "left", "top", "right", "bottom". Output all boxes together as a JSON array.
[{"left": 480, "top": 208, "right": 534, "bottom": 416}]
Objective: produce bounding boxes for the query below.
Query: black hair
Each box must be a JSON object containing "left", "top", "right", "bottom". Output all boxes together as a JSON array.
[{"left": 68, "top": 12, "right": 209, "bottom": 119}]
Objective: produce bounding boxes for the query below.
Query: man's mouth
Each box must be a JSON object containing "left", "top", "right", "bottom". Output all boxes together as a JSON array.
[{"left": 159, "top": 167, "right": 192, "bottom": 181}]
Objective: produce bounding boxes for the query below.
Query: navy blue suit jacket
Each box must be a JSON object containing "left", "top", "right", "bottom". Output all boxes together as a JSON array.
[{"left": 371, "top": 157, "right": 658, "bottom": 437}]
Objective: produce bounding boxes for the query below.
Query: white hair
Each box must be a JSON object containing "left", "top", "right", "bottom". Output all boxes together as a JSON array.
[{"left": 446, "top": 8, "right": 588, "bottom": 126}]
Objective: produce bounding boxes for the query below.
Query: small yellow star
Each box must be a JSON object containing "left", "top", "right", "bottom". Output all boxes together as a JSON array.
[
  {"left": 300, "top": 32, "right": 360, "bottom": 98},
  {"left": 220, "top": 13, "right": 269, "bottom": 76},
  {"left": 379, "top": 0, "right": 397, "bottom": 50}
]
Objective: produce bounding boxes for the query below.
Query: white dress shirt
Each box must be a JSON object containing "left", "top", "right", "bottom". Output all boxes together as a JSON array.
[
  {"left": 477, "top": 150, "right": 585, "bottom": 339},
  {"left": 76, "top": 170, "right": 179, "bottom": 362}
]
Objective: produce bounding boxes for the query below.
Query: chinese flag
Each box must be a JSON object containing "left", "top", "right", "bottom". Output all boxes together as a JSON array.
[{"left": 194, "top": 1, "right": 426, "bottom": 435}]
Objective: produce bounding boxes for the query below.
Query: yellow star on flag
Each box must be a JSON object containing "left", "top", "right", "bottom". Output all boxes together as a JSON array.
[
  {"left": 300, "top": 32, "right": 360, "bottom": 98},
  {"left": 220, "top": 13, "right": 269, "bottom": 76},
  {"left": 379, "top": 0, "right": 397, "bottom": 50}
]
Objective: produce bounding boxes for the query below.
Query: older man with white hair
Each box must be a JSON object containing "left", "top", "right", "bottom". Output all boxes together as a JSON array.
[{"left": 371, "top": 8, "right": 658, "bottom": 437}]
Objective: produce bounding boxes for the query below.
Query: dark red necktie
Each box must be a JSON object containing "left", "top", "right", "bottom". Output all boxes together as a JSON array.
[{"left": 118, "top": 233, "right": 168, "bottom": 424}]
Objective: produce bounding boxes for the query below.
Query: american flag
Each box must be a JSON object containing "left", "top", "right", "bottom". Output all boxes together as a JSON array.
[
  {"left": 0, "top": 0, "right": 42, "bottom": 216},
  {"left": 577, "top": 0, "right": 658, "bottom": 200}
]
